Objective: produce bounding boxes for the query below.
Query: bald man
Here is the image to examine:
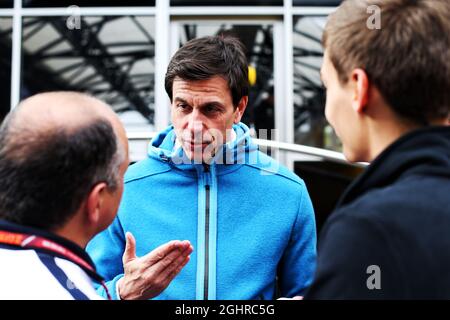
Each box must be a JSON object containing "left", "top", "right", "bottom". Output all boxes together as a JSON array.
[{"left": 0, "top": 92, "right": 192, "bottom": 300}]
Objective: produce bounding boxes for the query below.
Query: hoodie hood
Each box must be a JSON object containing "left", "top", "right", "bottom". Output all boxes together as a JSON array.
[
  {"left": 148, "top": 122, "right": 259, "bottom": 171},
  {"left": 337, "top": 126, "right": 450, "bottom": 208}
]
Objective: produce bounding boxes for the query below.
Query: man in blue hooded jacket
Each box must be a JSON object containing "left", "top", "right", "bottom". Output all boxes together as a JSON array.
[{"left": 87, "top": 35, "right": 317, "bottom": 300}]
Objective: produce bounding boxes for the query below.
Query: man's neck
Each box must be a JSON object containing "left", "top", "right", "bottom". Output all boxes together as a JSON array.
[
  {"left": 366, "top": 117, "right": 449, "bottom": 162},
  {"left": 369, "top": 119, "right": 447, "bottom": 162},
  {"left": 367, "top": 124, "right": 409, "bottom": 162},
  {"left": 54, "top": 221, "right": 90, "bottom": 249}
]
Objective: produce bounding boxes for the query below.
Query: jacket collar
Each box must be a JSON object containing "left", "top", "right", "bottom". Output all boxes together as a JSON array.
[
  {"left": 336, "top": 126, "right": 450, "bottom": 208},
  {"left": 0, "top": 219, "right": 97, "bottom": 272},
  {"left": 147, "top": 122, "right": 258, "bottom": 174}
]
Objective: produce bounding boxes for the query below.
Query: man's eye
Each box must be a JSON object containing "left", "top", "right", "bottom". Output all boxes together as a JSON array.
[
  {"left": 177, "top": 103, "right": 189, "bottom": 110},
  {"left": 204, "top": 105, "right": 219, "bottom": 113}
]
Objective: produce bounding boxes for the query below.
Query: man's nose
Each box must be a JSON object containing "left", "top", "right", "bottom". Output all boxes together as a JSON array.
[{"left": 186, "top": 111, "right": 204, "bottom": 135}]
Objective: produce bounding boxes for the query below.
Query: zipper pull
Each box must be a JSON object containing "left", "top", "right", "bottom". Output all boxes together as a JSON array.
[
  {"left": 203, "top": 164, "right": 211, "bottom": 187},
  {"left": 159, "top": 153, "right": 169, "bottom": 162}
]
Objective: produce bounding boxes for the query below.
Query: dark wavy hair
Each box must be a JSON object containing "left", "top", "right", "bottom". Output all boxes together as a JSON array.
[{"left": 165, "top": 35, "right": 249, "bottom": 108}]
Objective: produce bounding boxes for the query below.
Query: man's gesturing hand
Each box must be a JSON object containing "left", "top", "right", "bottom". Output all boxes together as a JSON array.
[{"left": 117, "top": 232, "right": 193, "bottom": 300}]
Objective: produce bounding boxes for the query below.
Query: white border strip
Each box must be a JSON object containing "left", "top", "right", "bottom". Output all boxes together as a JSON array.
[
  {"left": 282, "top": 0, "right": 295, "bottom": 168},
  {"left": 272, "top": 21, "right": 283, "bottom": 164},
  {"left": 170, "top": 6, "right": 284, "bottom": 16},
  {"left": 127, "top": 131, "right": 156, "bottom": 140},
  {"left": 154, "top": 0, "right": 171, "bottom": 131},
  {"left": 173, "top": 18, "right": 284, "bottom": 25},
  {"left": 21, "top": 7, "right": 157, "bottom": 16},
  {"left": 254, "top": 138, "right": 360, "bottom": 166},
  {"left": 0, "top": 9, "right": 14, "bottom": 16},
  {"left": 291, "top": 6, "right": 336, "bottom": 16},
  {"left": 10, "top": 0, "right": 21, "bottom": 109}
]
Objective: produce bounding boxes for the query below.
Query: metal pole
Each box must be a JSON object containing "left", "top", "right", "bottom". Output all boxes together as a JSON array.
[{"left": 10, "top": 0, "right": 22, "bottom": 109}]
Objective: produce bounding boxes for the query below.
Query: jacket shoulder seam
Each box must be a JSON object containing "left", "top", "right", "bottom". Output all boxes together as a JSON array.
[
  {"left": 244, "top": 163, "right": 304, "bottom": 187},
  {"left": 124, "top": 167, "right": 172, "bottom": 184}
]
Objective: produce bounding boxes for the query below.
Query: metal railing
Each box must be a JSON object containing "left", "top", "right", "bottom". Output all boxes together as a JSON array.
[{"left": 126, "top": 131, "right": 368, "bottom": 168}]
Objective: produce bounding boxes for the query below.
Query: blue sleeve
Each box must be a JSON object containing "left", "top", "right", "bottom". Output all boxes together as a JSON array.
[
  {"left": 86, "top": 215, "right": 126, "bottom": 300},
  {"left": 278, "top": 182, "right": 317, "bottom": 297}
]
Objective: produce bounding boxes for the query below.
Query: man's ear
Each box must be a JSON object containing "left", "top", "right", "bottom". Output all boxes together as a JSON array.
[
  {"left": 351, "top": 69, "right": 370, "bottom": 114},
  {"left": 85, "top": 182, "right": 108, "bottom": 225},
  {"left": 234, "top": 96, "right": 248, "bottom": 124}
]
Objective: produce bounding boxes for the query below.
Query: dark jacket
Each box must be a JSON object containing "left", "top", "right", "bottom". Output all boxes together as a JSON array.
[{"left": 305, "top": 126, "right": 450, "bottom": 299}]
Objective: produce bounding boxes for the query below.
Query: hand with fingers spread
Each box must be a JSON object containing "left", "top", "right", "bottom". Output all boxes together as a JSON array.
[{"left": 117, "top": 232, "right": 193, "bottom": 300}]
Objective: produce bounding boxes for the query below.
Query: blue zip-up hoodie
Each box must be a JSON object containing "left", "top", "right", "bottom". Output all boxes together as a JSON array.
[{"left": 87, "top": 123, "right": 316, "bottom": 300}]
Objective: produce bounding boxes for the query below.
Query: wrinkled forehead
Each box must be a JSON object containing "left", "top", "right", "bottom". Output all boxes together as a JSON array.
[{"left": 172, "top": 77, "right": 232, "bottom": 101}]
